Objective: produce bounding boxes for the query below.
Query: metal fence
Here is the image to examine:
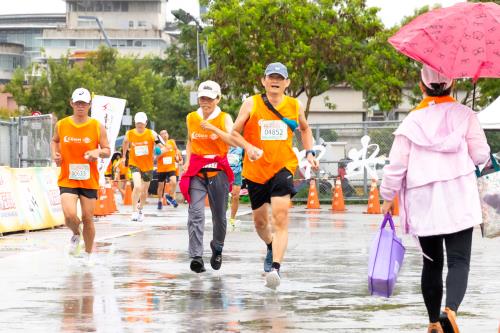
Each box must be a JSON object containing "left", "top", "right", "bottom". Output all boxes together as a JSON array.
[
  {"left": 292, "top": 121, "right": 401, "bottom": 202},
  {"left": 0, "top": 115, "right": 54, "bottom": 168}
]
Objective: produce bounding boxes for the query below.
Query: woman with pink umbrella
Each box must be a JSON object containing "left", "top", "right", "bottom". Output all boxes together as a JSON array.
[
  {"left": 383, "top": 2, "right": 499, "bottom": 332},
  {"left": 380, "top": 65, "right": 490, "bottom": 333}
]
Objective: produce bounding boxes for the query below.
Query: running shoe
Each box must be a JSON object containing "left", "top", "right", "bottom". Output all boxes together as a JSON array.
[
  {"left": 165, "top": 195, "right": 178, "bottom": 208},
  {"left": 265, "top": 268, "right": 281, "bottom": 290},
  {"left": 137, "top": 209, "right": 144, "bottom": 222},
  {"left": 229, "top": 218, "right": 236, "bottom": 228},
  {"left": 83, "top": 252, "right": 94, "bottom": 267},
  {"left": 190, "top": 256, "right": 206, "bottom": 273},
  {"left": 130, "top": 211, "right": 139, "bottom": 222},
  {"left": 264, "top": 247, "right": 273, "bottom": 272},
  {"left": 69, "top": 234, "right": 81, "bottom": 257},
  {"left": 210, "top": 241, "right": 222, "bottom": 270},
  {"left": 157, "top": 200, "right": 162, "bottom": 210}
]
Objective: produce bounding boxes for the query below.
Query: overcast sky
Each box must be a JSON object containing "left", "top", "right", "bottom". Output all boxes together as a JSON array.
[{"left": 0, "top": 0, "right": 465, "bottom": 27}]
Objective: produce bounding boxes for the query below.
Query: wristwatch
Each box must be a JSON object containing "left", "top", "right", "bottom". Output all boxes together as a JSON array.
[{"left": 306, "top": 150, "right": 316, "bottom": 157}]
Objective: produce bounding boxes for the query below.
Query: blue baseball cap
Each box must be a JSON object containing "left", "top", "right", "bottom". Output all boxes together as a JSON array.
[{"left": 264, "top": 62, "right": 288, "bottom": 79}]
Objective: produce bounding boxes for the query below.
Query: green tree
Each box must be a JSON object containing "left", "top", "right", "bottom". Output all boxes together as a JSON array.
[
  {"left": 5, "top": 46, "right": 191, "bottom": 139},
  {"left": 204, "top": 0, "right": 382, "bottom": 118}
]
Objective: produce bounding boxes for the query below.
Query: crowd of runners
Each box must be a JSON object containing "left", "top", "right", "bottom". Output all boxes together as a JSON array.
[{"left": 51, "top": 62, "right": 319, "bottom": 290}]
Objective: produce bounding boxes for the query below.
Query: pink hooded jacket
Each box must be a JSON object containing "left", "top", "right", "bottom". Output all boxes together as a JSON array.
[{"left": 380, "top": 99, "right": 490, "bottom": 237}]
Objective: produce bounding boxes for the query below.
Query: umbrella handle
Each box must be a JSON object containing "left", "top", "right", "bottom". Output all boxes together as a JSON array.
[{"left": 472, "top": 83, "right": 476, "bottom": 111}]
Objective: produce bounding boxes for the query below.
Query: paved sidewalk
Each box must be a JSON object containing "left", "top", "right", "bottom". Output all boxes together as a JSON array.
[{"left": 0, "top": 202, "right": 499, "bottom": 332}]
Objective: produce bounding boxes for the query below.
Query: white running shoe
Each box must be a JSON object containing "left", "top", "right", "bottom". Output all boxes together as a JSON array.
[
  {"left": 131, "top": 211, "right": 139, "bottom": 222},
  {"left": 83, "top": 252, "right": 94, "bottom": 267},
  {"left": 69, "top": 234, "right": 81, "bottom": 257},
  {"left": 137, "top": 209, "right": 144, "bottom": 222},
  {"left": 265, "top": 269, "right": 281, "bottom": 290}
]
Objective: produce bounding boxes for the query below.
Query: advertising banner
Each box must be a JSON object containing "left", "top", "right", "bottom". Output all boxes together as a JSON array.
[
  {"left": 34, "top": 167, "right": 64, "bottom": 227},
  {"left": 91, "top": 95, "right": 127, "bottom": 184},
  {"left": 0, "top": 166, "right": 22, "bottom": 233}
]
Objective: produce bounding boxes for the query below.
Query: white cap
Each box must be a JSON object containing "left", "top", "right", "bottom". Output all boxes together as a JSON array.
[
  {"left": 71, "top": 88, "right": 91, "bottom": 103},
  {"left": 197, "top": 80, "right": 221, "bottom": 99},
  {"left": 134, "top": 112, "right": 147, "bottom": 124},
  {"left": 421, "top": 65, "right": 453, "bottom": 89}
]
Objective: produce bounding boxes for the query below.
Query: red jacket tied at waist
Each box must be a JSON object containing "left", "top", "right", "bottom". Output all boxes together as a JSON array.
[{"left": 179, "top": 154, "right": 234, "bottom": 203}]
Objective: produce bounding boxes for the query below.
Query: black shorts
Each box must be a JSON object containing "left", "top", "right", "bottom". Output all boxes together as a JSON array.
[
  {"left": 247, "top": 168, "right": 297, "bottom": 210},
  {"left": 59, "top": 187, "right": 98, "bottom": 199},
  {"left": 157, "top": 171, "right": 176, "bottom": 182},
  {"left": 130, "top": 165, "right": 153, "bottom": 182}
]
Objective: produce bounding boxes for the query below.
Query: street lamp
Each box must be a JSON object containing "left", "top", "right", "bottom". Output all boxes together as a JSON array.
[
  {"left": 171, "top": 9, "right": 208, "bottom": 79},
  {"left": 78, "top": 15, "right": 112, "bottom": 48}
]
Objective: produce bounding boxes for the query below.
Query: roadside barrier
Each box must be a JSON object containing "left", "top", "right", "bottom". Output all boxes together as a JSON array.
[
  {"left": 365, "top": 179, "right": 381, "bottom": 214},
  {"left": 0, "top": 166, "right": 64, "bottom": 234},
  {"left": 331, "top": 177, "right": 346, "bottom": 212},
  {"left": 306, "top": 179, "right": 320, "bottom": 209}
]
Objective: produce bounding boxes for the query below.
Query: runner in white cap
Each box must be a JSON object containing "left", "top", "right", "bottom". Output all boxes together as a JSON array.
[{"left": 122, "top": 112, "right": 165, "bottom": 221}]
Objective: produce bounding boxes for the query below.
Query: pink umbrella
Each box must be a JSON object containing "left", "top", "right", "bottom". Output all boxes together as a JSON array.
[{"left": 389, "top": 2, "right": 500, "bottom": 82}]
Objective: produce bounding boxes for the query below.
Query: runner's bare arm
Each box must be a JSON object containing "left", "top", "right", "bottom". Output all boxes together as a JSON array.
[
  {"left": 84, "top": 124, "right": 110, "bottom": 161},
  {"left": 297, "top": 101, "right": 319, "bottom": 169},
  {"left": 122, "top": 132, "right": 130, "bottom": 164},
  {"left": 200, "top": 114, "right": 235, "bottom": 146},
  {"left": 50, "top": 122, "right": 61, "bottom": 166},
  {"left": 231, "top": 97, "right": 262, "bottom": 161},
  {"left": 184, "top": 119, "right": 191, "bottom": 171}
]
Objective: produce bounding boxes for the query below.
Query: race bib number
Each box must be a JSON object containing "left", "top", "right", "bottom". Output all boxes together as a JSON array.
[
  {"left": 204, "top": 162, "right": 218, "bottom": 169},
  {"left": 163, "top": 156, "right": 173, "bottom": 165},
  {"left": 69, "top": 164, "right": 90, "bottom": 180},
  {"left": 260, "top": 120, "right": 287, "bottom": 141},
  {"left": 134, "top": 145, "right": 149, "bottom": 156}
]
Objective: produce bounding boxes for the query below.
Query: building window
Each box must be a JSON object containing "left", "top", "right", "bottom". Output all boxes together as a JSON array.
[
  {"left": 103, "top": 2, "right": 112, "bottom": 12},
  {"left": 121, "top": 2, "right": 128, "bottom": 12},
  {"left": 134, "top": 40, "right": 142, "bottom": 47},
  {"left": 138, "top": 21, "right": 147, "bottom": 28},
  {"left": 127, "top": 40, "right": 133, "bottom": 47},
  {"left": 129, "top": 21, "right": 134, "bottom": 28},
  {"left": 70, "top": 39, "right": 76, "bottom": 47}
]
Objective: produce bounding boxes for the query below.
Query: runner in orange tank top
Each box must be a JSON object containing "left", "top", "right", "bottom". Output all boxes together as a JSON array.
[
  {"left": 182, "top": 80, "right": 235, "bottom": 274},
  {"left": 156, "top": 129, "right": 182, "bottom": 210},
  {"left": 231, "top": 63, "right": 319, "bottom": 289},
  {"left": 122, "top": 112, "right": 165, "bottom": 222},
  {"left": 50, "top": 88, "right": 110, "bottom": 264}
]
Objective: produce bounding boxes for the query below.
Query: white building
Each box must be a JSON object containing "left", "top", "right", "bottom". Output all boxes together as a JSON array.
[{"left": 41, "top": 0, "right": 171, "bottom": 58}]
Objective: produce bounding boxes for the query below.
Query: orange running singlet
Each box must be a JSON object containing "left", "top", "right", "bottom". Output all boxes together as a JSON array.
[
  {"left": 187, "top": 111, "right": 229, "bottom": 157},
  {"left": 126, "top": 128, "right": 155, "bottom": 171},
  {"left": 157, "top": 139, "right": 177, "bottom": 173},
  {"left": 242, "top": 94, "right": 299, "bottom": 184},
  {"left": 57, "top": 117, "right": 101, "bottom": 189}
]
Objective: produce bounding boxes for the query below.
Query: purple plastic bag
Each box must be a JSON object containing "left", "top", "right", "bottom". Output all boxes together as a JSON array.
[{"left": 368, "top": 213, "right": 405, "bottom": 298}]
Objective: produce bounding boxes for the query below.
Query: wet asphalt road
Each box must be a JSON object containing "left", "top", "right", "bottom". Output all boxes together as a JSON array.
[{"left": 0, "top": 201, "right": 499, "bottom": 332}]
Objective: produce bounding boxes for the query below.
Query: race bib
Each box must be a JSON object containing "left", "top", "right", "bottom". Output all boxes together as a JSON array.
[
  {"left": 260, "top": 120, "right": 288, "bottom": 141},
  {"left": 163, "top": 156, "right": 173, "bottom": 165},
  {"left": 69, "top": 164, "right": 90, "bottom": 180},
  {"left": 134, "top": 145, "right": 149, "bottom": 156},
  {"left": 204, "top": 162, "right": 218, "bottom": 169}
]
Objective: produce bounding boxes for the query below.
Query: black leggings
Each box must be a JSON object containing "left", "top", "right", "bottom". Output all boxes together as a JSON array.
[{"left": 418, "top": 227, "right": 473, "bottom": 323}]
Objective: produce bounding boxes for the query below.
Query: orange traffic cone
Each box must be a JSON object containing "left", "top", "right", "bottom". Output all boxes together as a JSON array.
[
  {"left": 391, "top": 193, "right": 399, "bottom": 216},
  {"left": 123, "top": 181, "right": 132, "bottom": 205},
  {"left": 331, "top": 177, "right": 346, "bottom": 212},
  {"left": 306, "top": 179, "right": 320, "bottom": 209},
  {"left": 105, "top": 185, "right": 117, "bottom": 214},
  {"left": 365, "top": 179, "right": 381, "bottom": 214},
  {"left": 94, "top": 186, "right": 107, "bottom": 216}
]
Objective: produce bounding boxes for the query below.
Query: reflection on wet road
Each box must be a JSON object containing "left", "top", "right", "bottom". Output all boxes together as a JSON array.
[{"left": 0, "top": 205, "right": 499, "bottom": 332}]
